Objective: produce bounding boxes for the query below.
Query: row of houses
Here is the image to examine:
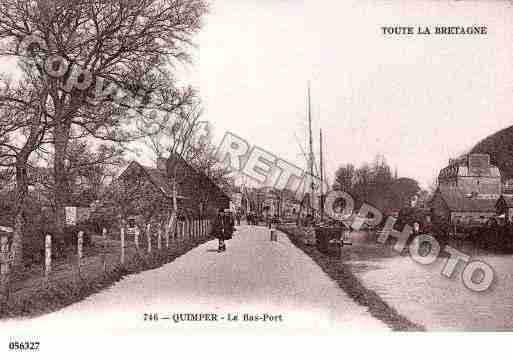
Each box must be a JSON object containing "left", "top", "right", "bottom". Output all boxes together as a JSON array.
[
  {"left": 226, "top": 152, "right": 513, "bottom": 226},
  {"left": 230, "top": 186, "right": 302, "bottom": 219}
]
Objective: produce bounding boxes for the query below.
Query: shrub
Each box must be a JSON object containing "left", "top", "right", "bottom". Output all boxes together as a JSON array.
[{"left": 22, "top": 220, "right": 96, "bottom": 266}]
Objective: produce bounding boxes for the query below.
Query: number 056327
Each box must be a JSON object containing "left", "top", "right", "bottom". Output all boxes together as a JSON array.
[{"left": 8, "top": 341, "right": 40, "bottom": 351}]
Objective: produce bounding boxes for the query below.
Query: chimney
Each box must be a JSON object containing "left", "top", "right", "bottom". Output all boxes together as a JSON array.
[{"left": 157, "top": 157, "right": 167, "bottom": 171}]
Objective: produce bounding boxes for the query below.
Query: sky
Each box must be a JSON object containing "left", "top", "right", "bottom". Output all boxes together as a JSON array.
[
  {"left": 169, "top": 0, "right": 513, "bottom": 188},
  {"left": 2, "top": 0, "right": 513, "bottom": 189}
]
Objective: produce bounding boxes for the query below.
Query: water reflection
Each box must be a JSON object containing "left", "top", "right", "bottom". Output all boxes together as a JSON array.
[{"left": 344, "top": 232, "right": 513, "bottom": 331}]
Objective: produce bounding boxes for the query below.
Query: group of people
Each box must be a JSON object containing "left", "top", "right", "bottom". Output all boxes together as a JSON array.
[
  {"left": 246, "top": 212, "right": 259, "bottom": 226},
  {"left": 211, "top": 209, "right": 278, "bottom": 251}
]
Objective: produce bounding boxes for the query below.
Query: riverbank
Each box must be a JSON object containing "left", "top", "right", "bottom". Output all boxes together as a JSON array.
[
  {"left": 277, "top": 225, "right": 425, "bottom": 331},
  {"left": 0, "top": 235, "right": 211, "bottom": 319}
]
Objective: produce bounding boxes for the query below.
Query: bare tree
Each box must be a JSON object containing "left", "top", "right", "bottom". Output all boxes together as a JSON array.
[
  {"left": 333, "top": 164, "right": 355, "bottom": 192},
  {"left": 34, "top": 139, "right": 126, "bottom": 209},
  {"left": 0, "top": 74, "right": 51, "bottom": 270},
  {"left": 0, "top": 0, "right": 208, "bottom": 236},
  {"left": 144, "top": 100, "right": 209, "bottom": 230}
]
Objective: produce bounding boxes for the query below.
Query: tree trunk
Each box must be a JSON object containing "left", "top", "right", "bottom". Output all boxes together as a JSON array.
[
  {"left": 10, "top": 108, "right": 46, "bottom": 272},
  {"left": 53, "top": 125, "right": 70, "bottom": 236},
  {"left": 173, "top": 176, "right": 178, "bottom": 212},
  {"left": 11, "top": 162, "right": 29, "bottom": 272}
]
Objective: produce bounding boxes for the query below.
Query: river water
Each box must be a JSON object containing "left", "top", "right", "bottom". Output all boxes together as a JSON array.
[{"left": 345, "top": 233, "right": 513, "bottom": 331}]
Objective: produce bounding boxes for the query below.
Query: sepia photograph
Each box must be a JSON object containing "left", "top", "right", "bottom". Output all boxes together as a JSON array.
[{"left": 0, "top": 0, "right": 512, "bottom": 357}]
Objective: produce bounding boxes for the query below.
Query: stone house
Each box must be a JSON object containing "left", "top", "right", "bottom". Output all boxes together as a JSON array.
[
  {"left": 429, "top": 187, "right": 497, "bottom": 225},
  {"left": 431, "top": 153, "right": 502, "bottom": 225},
  {"left": 438, "top": 153, "right": 501, "bottom": 195}
]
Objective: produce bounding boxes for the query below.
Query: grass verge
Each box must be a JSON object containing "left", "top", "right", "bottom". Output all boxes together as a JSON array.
[
  {"left": 278, "top": 226, "right": 425, "bottom": 332},
  {"left": 0, "top": 236, "right": 211, "bottom": 319}
]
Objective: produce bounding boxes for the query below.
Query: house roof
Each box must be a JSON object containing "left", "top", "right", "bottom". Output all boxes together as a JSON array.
[
  {"left": 118, "top": 156, "right": 231, "bottom": 203},
  {"left": 166, "top": 153, "right": 231, "bottom": 200},
  {"left": 438, "top": 153, "right": 501, "bottom": 180},
  {"left": 128, "top": 163, "right": 185, "bottom": 200},
  {"left": 433, "top": 187, "right": 497, "bottom": 212},
  {"left": 140, "top": 165, "right": 179, "bottom": 198}
]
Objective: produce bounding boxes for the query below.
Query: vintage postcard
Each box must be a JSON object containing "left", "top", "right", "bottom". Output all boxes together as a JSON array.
[{"left": 0, "top": 0, "right": 512, "bottom": 357}]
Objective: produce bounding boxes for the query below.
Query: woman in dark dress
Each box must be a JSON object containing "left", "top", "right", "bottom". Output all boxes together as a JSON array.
[{"left": 211, "top": 210, "right": 235, "bottom": 251}]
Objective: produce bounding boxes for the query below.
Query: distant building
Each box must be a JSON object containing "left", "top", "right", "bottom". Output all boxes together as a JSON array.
[
  {"left": 438, "top": 153, "right": 501, "bottom": 196},
  {"left": 0, "top": 226, "right": 13, "bottom": 238},
  {"left": 430, "top": 187, "right": 497, "bottom": 225},
  {"left": 239, "top": 187, "right": 300, "bottom": 218},
  {"left": 503, "top": 179, "right": 513, "bottom": 194},
  {"left": 431, "top": 153, "right": 502, "bottom": 225}
]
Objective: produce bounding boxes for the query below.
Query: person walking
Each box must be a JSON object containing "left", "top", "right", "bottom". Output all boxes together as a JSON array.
[
  {"left": 211, "top": 210, "right": 235, "bottom": 252},
  {"left": 227, "top": 212, "right": 235, "bottom": 238},
  {"left": 212, "top": 209, "right": 227, "bottom": 251}
]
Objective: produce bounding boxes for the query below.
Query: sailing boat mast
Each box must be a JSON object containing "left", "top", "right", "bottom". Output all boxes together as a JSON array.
[
  {"left": 307, "top": 82, "right": 314, "bottom": 215},
  {"left": 320, "top": 128, "right": 324, "bottom": 221}
]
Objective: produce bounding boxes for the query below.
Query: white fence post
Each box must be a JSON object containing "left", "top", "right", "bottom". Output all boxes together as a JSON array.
[
  {"left": 157, "top": 223, "right": 162, "bottom": 250},
  {"left": 120, "top": 225, "right": 125, "bottom": 265},
  {"left": 165, "top": 219, "right": 170, "bottom": 249},
  {"left": 102, "top": 228, "right": 107, "bottom": 272},
  {"left": 0, "top": 236, "right": 11, "bottom": 302},
  {"left": 135, "top": 228, "right": 140, "bottom": 252},
  {"left": 77, "top": 231, "right": 84, "bottom": 278},
  {"left": 147, "top": 223, "right": 152, "bottom": 253},
  {"left": 45, "top": 234, "right": 52, "bottom": 280}
]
